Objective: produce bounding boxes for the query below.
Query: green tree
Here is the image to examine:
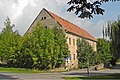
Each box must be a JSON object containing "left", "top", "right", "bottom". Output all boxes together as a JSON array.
[
  {"left": 0, "top": 17, "right": 22, "bottom": 67},
  {"left": 22, "top": 23, "right": 69, "bottom": 70},
  {"left": 0, "top": 17, "right": 14, "bottom": 61},
  {"left": 103, "top": 17, "right": 120, "bottom": 59},
  {"left": 67, "top": 0, "right": 119, "bottom": 19},
  {"left": 14, "top": 35, "right": 33, "bottom": 68},
  {"left": 0, "top": 19, "right": 69, "bottom": 70},
  {"left": 22, "top": 24, "right": 47, "bottom": 69},
  {"left": 77, "top": 39, "right": 95, "bottom": 74},
  {"left": 97, "top": 38, "right": 112, "bottom": 65},
  {"left": 53, "top": 27, "right": 69, "bottom": 68}
]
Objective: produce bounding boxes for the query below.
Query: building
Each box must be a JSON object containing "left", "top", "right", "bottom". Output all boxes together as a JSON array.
[{"left": 26, "top": 8, "right": 96, "bottom": 69}]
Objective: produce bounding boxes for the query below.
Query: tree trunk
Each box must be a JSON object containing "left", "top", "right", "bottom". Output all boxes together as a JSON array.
[{"left": 87, "top": 61, "right": 90, "bottom": 74}]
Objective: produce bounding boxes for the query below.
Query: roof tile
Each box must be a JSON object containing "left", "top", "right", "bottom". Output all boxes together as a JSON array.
[{"left": 48, "top": 11, "right": 96, "bottom": 41}]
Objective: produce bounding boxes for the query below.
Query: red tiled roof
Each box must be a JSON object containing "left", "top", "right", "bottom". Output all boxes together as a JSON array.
[{"left": 48, "top": 11, "right": 96, "bottom": 41}]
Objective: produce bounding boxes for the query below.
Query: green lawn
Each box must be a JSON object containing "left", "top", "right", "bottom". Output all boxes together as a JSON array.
[
  {"left": 63, "top": 73, "right": 120, "bottom": 80},
  {"left": 0, "top": 67, "right": 44, "bottom": 73},
  {"left": 0, "top": 67, "right": 66, "bottom": 73}
]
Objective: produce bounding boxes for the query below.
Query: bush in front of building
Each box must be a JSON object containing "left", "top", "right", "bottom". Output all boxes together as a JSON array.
[{"left": 0, "top": 18, "right": 70, "bottom": 70}]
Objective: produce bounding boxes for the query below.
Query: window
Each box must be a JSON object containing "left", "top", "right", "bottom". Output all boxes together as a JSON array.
[
  {"left": 69, "top": 38, "right": 71, "bottom": 45},
  {"left": 44, "top": 17, "right": 46, "bottom": 19},
  {"left": 70, "top": 54, "right": 71, "bottom": 61},
  {"left": 41, "top": 17, "right": 43, "bottom": 20},
  {"left": 41, "top": 17, "right": 46, "bottom": 20},
  {"left": 73, "top": 54, "right": 75, "bottom": 60},
  {"left": 73, "top": 39, "right": 75, "bottom": 45},
  {"left": 45, "top": 26, "right": 47, "bottom": 28}
]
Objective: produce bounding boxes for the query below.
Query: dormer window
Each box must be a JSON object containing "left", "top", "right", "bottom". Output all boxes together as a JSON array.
[{"left": 44, "top": 17, "right": 46, "bottom": 19}]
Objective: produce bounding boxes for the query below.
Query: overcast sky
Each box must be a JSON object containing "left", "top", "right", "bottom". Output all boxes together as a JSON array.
[{"left": 0, "top": 0, "right": 120, "bottom": 38}]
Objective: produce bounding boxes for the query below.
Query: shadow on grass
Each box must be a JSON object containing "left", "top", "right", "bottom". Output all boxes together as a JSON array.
[
  {"left": 63, "top": 73, "right": 120, "bottom": 79},
  {"left": 63, "top": 63, "right": 120, "bottom": 76},
  {"left": 63, "top": 72, "right": 112, "bottom": 76},
  {"left": 0, "top": 74, "right": 19, "bottom": 79}
]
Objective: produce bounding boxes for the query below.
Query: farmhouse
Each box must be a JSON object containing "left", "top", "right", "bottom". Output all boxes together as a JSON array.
[{"left": 26, "top": 8, "right": 96, "bottom": 69}]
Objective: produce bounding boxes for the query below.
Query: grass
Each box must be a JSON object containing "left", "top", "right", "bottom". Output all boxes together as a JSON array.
[
  {"left": 99, "top": 68, "right": 109, "bottom": 70},
  {"left": 0, "top": 67, "right": 66, "bottom": 73},
  {"left": 63, "top": 73, "right": 120, "bottom": 80},
  {"left": 0, "top": 67, "right": 44, "bottom": 73}
]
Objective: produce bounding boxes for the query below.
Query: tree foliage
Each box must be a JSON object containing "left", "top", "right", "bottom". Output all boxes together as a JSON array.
[
  {"left": 0, "top": 19, "right": 69, "bottom": 70},
  {"left": 67, "top": 0, "right": 119, "bottom": 19},
  {"left": 53, "top": 27, "right": 70, "bottom": 68},
  {"left": 97, "top": 38, "right": 112, "bottom": 64},
  {"left": 77, "top": 39, "right": 95, "bottom": 69},
  {"left": 22, "top": 24, "right": 69, "bottom": 70},
  {"left": 0, "top": 17, "right": 22, "bottom": 66},
  {"left": 103, "top": 17, "right": 120, "bottom": 59}
]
